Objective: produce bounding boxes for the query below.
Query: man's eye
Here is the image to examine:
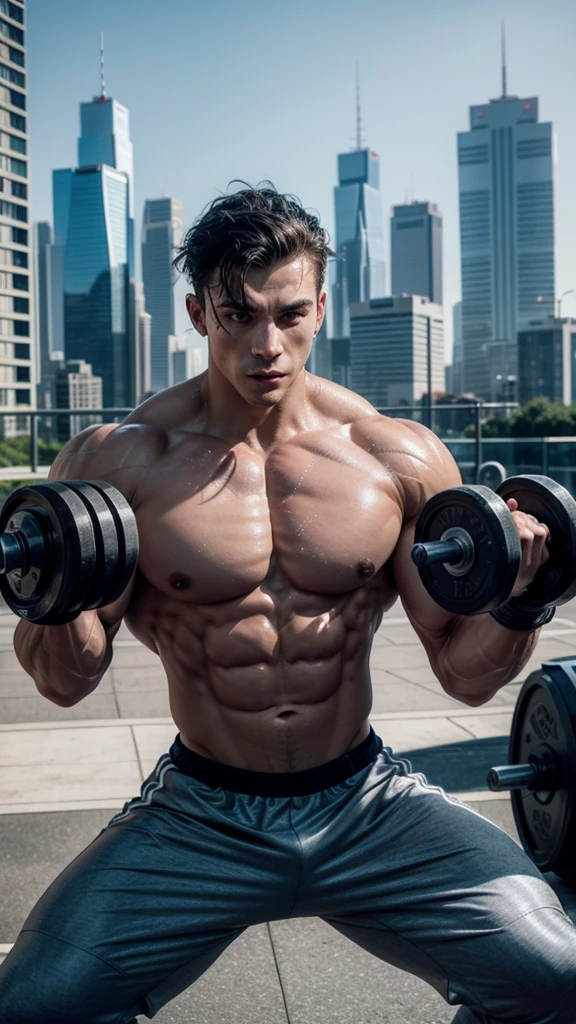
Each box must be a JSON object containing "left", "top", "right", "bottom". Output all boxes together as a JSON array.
[
  {"left": 284, "top": 311, "right": 304, "bottom": 321},
  {"left": 229, "top": 311, "right": 252, "bottom": 323}
]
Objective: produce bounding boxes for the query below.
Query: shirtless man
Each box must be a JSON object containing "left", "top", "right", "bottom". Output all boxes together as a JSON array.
[{"left": 1, "top": 186, "right": 575, "bottom": 1024}]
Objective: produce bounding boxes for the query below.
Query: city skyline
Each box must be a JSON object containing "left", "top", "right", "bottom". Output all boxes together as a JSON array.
[{"left": 26, "top": 0, "right": 576, "bottom": 361}]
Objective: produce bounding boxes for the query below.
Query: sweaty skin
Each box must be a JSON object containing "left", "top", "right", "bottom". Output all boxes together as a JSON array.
[{"left": 14, "top": 258, "right": 549, "bottom": 772}]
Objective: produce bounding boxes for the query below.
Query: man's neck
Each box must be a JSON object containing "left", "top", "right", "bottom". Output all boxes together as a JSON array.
[{"left": 200, "top": 364, "right": 317, "bottom": 451}]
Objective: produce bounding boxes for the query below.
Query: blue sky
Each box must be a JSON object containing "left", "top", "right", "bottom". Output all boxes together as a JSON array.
[{"left": 28, "top": 0, "right": 576, "bottom": 355}]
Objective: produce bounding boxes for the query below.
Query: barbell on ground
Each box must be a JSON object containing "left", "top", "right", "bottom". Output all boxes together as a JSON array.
[
  {"left": 0, "top": 480, "right": 139, "bottom": 624},
  {"left": 410, "top": 475, "right": 576, "bottom": 615},
  {"left": 487, "top": 658, "right": 576, "bottom": 882}
]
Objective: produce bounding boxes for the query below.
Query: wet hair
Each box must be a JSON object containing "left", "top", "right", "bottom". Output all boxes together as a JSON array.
[{"left": 173, "top": 182, "right": 333, "bottom": 313}]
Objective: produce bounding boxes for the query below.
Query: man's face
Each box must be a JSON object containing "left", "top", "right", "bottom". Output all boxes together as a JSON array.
[{"left": 187, "top": 257, "right": 326, "bottom": 407}]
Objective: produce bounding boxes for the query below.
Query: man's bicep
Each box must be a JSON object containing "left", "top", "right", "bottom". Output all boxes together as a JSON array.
[
  {"left": 47, "top": 423, "right": 120, "bottom": 482},
  {"left": 391, "top": 517, "right": 459, "bottom": 665}
]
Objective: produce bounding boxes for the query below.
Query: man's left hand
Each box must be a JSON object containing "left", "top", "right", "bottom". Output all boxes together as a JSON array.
[{"left": 506, "top": 497, "right": 550, "bottom": 598}]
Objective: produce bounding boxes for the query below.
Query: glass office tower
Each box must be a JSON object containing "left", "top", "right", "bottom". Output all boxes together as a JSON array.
[
  {"left": 142, "top": 196, "right": 183, "bottom": 392},
  {"left": 0, "top": 0, "right": 32, "bottom": 433},
  {"left": 332, "top": 148, "right": 386, "bottom": 337},
  {"left": 52, "top": 89, "right": 134, "bottom": 407},
  {"left": 391, "top": 201, "right": 443, "bottom": 305},
  {"left": 457, "top": 91, "right": 554, "bottom": 399}
]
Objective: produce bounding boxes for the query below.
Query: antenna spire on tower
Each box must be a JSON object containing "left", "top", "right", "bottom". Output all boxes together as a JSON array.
[
  {"left": 501, "top": 19, "right": 507, "bottom": 99},
  {"left": 100, "top": 31, "right": 106, "bottom": 99},
  {"left": 355, "top": 61, "right": 364, "bottom": 150}
]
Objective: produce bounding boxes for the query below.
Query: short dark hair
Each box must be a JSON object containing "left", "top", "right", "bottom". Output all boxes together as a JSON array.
[{"left": 173, "top": 183, "right": 333, "bottom": 311}]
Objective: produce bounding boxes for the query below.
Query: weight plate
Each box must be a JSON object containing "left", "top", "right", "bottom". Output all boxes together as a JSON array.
[
  {"left": 0, "top": 482, "right": 97, "bottom": 624},
  {"left": 497, "top": 475, "right": 576, "bottom": 608},
  {"left": 87, "top": 481, "right": 139, "bottom": 607},
  {"left": 64, "top": 482, "right": 120, "bottom": 611},
  {"left": 509, "top": 660, "right": 576, "bottom": 880},
  {"left": 414, "top": 485, "right": 521, "bottom": 614},
  {"left": 477, "top": 461, "right": 507, "bottom": 490}
]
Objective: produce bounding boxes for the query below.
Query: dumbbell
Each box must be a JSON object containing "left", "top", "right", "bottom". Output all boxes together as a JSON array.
[
  {"left": 486, "top": 657, "right": 576, "bottom": 882},
  {"left": 410, "top": 475, "right": 576, "bottom": 615},
  {"left": 0, "top": 480, "right": 139, "bottom": 625}
]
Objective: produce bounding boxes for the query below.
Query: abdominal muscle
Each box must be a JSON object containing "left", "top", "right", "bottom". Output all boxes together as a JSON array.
[{"left": 125, "top": 568, "right": 396, "bottom": 772}]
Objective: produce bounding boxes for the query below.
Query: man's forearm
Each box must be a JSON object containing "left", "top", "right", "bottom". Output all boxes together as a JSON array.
[
  {"left": 14, "top": 610, "right": 116, "bottom": 706},
  {"left": 435, "top": 613, "right": 540, "bottom": 706}
]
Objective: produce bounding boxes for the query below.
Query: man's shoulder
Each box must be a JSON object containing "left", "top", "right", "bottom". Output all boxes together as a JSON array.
[{"left": 350, "top": 415, "right": 462, "bottom": 517}]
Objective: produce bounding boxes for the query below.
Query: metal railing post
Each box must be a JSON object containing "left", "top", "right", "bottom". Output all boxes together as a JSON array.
[
  {"left": 475, "top": 401, "right": 483, "bottom": 482},
  {"left": 30, "top": 413, "right": 38, "bottom": 473}
]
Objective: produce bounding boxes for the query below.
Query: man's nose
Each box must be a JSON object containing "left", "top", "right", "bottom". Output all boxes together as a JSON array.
[{"left": 251, "top": 321, "right": 283, "bottom": 361}]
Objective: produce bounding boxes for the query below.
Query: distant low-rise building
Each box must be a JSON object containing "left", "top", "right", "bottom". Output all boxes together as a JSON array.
[
  {"left": 350, "top": 295, "right": 444, "bottom": 409},
  {"left": 55, "top": 358, "right": 102, "bottom": 440},
  {"left": 518, "top": 317, "right": 576, "bottom": 405}
]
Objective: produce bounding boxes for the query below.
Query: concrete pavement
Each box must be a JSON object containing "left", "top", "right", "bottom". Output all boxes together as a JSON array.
[{"left": 1, "top": 601, "right": 576, "bottom": 1022}]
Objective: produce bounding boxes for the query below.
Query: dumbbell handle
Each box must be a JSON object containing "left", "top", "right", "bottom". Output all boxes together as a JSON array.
[
  {"left": 487, "top": 763, "right": 538, "bottom": 791},
  {"left": 0, "top": 530, "right": 28, "bottom": 576},
  {"left": 411, "top": 539, "right": 466, "bottom": 568}
]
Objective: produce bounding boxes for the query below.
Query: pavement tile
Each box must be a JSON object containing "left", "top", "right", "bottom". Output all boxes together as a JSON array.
[
  {"left": 371, "top": 676, "right": 460, "bottom": 713},
  {"left": 0, "top": 724, "right": 137, "bottom": 767},
  {"left": 112, "top": 666, "right": 168, "bottom": 692},
  {"left": 268, "top": 917, "right": 453, "bottom": 1024},
  {"left": 0, "top": 690, "right": 119, "bottom": 724},
  {"left": 369, "top": 645, "right": 431, "bottom": 672},
  {"left": 378, "top": 624, "right": 421, "bottom": 645},
  {"left": 132, "top": 722, "right": 179, "bottom": 776},
  {"left": 111, "top": 646, "right": 162, "bottom": 667},
  {"left": 379, "top": 717, "right": 474, "bottom": 752},
  {"left": 116, "top": 689, "right": 172, "bottom": 719},
  {"left": 146, "top": 925, "right": 286, "bottom": 1024},
  {"left": 451, "top": 712, "right": 514, "bottom": 739},
  {"left": 0, "top": 759, "right": 142, "bottom": 805}
]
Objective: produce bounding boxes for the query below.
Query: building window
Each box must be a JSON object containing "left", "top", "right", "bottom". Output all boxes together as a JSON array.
[
  {"left": 15, "top": 388, "right": 30, "bottom": 405},
  {"left": 0, "top": 19, "right": 24, "bottom": 45},
  {"left": 13, "top": 341, "right": 27, "bottom": 359},
  {"left": 8, "top": 45, "right": 23, "bottom": 67},
  {"left": 0, "top": 2, "right": 24, "bottom": 25},
  {"left": 10, "top": 179, "right": 25, "bottom": 198},
  {"left": 15, "top": 364, "right": 28, "bottom": 381},
  {"left": 9, "top": 111, "right": 24, "bottom": 131},
  {"left": 10, "top": 156, "right": 25, "bottom": 176},
  {"left": 12, "top": 272, "right": 27, "bottom": 289},
  {"left": 0, "top": 198, "right": 26, "bottom": 221},
  {"left": 7, "top": 132, "right": 25, "bottom": 153},
  {"left": 0, "top": 62, "right": 24, "bottom": 88},
  {"left": 11, "top": 226, "right": 26, "bottom": 244},
  {"left": 13, "top": 295, "right": 27, "bottom": 313},
  {"left": 12, "top": 248, "right": 26, "bottom": 266},
  {"left": 13, "top": 317, "right": 28, "bottom": 335},
  {"left": 9, "top": 88, "right": 25, "bottom": 110}
]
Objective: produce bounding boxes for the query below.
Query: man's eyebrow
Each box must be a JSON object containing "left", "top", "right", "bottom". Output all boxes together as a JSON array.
[
  {"left": 279, "top": 298, "right": 315, "bottom": 312},
  {"left": 216, "top": 298, "right": 257, "bottom": 312}
]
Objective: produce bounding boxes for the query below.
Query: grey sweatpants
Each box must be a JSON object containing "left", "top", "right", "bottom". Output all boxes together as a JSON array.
[{"left": 1, "top": 728, "right": 575, "bottom": 1023}]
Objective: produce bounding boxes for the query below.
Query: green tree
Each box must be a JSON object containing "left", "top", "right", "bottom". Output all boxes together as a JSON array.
[{"left": 465, "top": 397, "right": 576, "bottom": 438}]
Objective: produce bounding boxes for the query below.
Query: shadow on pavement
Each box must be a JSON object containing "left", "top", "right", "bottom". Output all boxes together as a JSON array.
[{"left": 401, "top": 735, "right": 510, "bottom": 792}]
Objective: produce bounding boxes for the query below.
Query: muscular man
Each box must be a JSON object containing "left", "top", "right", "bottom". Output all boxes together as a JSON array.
[{"left": 1, "top": 187, "right": 575, "bottom": 1024}]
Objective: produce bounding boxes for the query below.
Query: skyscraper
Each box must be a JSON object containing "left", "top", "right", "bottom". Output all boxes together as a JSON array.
[
  {"left": 391, "top": 201, "right": 443, "bottom": 305},
  {"left": 457, "top": 35, "right": 554, "bottom": 398},
  {"left": 52, "top": 44, "right": 135, "bottom": 407},
  {"left": 0, "top": 0, "right": 32, "bottom": 434},
  {"left": 142, "top": 196, "right": 183, "bottom": 392},
  {"left": 332, "top": 73, "right": 386, "bottom": 337}
]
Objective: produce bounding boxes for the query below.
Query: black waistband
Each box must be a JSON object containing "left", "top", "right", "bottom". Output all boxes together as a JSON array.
[{"left": 169, "top": 727, "right": 382, "bottom": 797}]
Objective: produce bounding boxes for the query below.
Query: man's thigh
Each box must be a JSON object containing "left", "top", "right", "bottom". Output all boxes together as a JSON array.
[
  {"left": 0, "top": 754, "right": 301, "bottom": 1023},
  {"left": 292, "top": 747, "right": 576, "bottom": 1021}
]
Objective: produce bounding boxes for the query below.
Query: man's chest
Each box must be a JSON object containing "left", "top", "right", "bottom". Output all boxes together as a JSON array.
[{"left": 134, "top": 434, "right": 403, "bottom": 603}]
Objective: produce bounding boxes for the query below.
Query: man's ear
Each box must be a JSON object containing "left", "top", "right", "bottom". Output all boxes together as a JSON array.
[
  {"left": 186, "top": 293, "right": 207, "bottom": 337},
  {"left": 315, "top": 290, "right": 327, "bottom": 334}
]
